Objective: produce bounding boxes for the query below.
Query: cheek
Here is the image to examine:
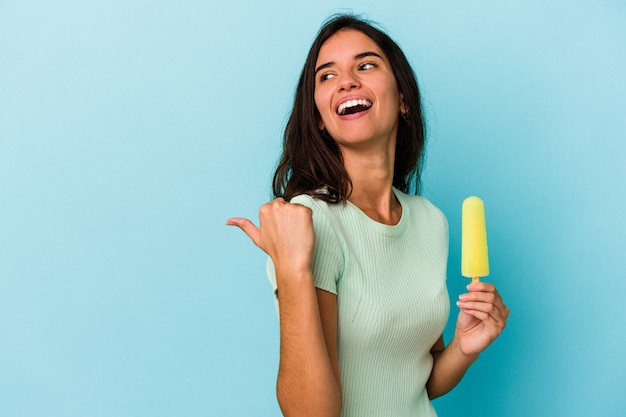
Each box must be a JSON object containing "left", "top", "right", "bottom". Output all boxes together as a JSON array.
[
  {"left": 313, "top": 90, "right": 327, "bottom": 130},
  {"left": 387, "top": 90, "right": 402, "bottom": 114},
  {"left": 377, "top": 74, "right": 401, "bottom": 108},
  {"left": 385, "top": 82, "right": 401, "bottom": 107},
  {"left": 314, "top": 90, "right": 331, "bottom": 120},
  {"left": 313, "top": 92, "right": 322, "bottom": 113}
]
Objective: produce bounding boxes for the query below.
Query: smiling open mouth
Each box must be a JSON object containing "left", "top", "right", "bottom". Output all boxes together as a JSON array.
[{"left": 337, "top": 99, "right": 373, "bottom": 115}]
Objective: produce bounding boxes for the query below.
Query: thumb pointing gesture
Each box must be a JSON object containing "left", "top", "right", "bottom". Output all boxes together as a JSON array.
[
  {"left": 227, "top": 198, "right": 314, "bottom": 269},
  {"left": 226, "top": 217, "right": 262, "bottom": 249}
]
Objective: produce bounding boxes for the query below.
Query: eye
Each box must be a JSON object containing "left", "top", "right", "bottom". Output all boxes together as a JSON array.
[
  {"left": 319, "top": 72, "right": 336, "bottom": 82},
  {"left": 359, "top": 62, "right": 376, "bottom": 71}
]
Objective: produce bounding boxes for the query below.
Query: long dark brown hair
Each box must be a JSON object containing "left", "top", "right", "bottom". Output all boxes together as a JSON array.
[{"left": 273, "top": 14, "right": 426, "bottom": 203}]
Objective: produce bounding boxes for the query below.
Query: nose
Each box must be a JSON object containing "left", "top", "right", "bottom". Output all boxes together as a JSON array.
[{"left": 338, "top": 70, "right": 360, "bottom": 91}]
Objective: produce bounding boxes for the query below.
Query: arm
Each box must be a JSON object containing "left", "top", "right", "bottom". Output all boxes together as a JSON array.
[
  {"left": 426, "top": 335, "right": 477, "bottom": 399},
  {"left": 426, "top": 282, "right": 509, "bottom": 399},
  {"left": 315, "top": 288, "right": 342, "bottom": 404},
  {"left": 274, "top": 270, "right": 342, "bottom": 416},
  {"left": 227, "top": 199, "right": 342, "bottom": 417}
]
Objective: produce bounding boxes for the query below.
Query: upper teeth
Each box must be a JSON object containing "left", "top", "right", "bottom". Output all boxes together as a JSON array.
[{"left": 338, "top": 99, "right": 372, "bottom": 115}]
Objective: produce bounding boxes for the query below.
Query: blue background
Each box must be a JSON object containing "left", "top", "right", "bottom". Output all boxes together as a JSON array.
[{"left": 1, "top": 1, "right": 625, "bottom": 416}]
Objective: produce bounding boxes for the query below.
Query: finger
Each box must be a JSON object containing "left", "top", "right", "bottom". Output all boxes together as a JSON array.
[
  {"left": 226, "top": 217, "right": 261, "bottom": 247},
  {"left": 467, "top": 281, "right": 497, "bottom": 293},
  {"left": 458, "top": 309, "right": 506, "bottom": 337},
  {"left": 456, "top": 299, "right": 508, "bottom": 322},
  {"left": 457, "top": 302, "right": 506, "bottom": 327},
  {"left": 458, "top": 291, "right": 499, "bottom": 307},
  {"left": 465, "top": 285, "right": 509, "bottom": 320},
  {"left": 464, "top": 284, "right": 506, "bottom": 306},
  {"left": 457, "top": 299, "right": 496, "bottom": 315},
  {"left": 458, "top": 308, "right": 492, "bottom": 323}
]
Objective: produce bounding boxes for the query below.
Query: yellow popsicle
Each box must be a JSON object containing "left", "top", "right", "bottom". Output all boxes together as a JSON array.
[{"left": 462, "top": 196, "right": 489, "bottom": 283}]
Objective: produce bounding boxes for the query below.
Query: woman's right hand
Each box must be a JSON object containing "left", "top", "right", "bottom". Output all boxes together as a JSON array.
[{"left": 227, "top": 198, "right": 315, "bottom": 274}]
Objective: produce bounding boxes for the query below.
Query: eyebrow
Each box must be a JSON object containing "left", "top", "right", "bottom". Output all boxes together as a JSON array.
[{"left": 314, "top": 51, "right": 384, "bottom": 75}]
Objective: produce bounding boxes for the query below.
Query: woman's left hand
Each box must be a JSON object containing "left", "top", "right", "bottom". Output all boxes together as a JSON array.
[{"left": 454, "top": 282, "right": 509, "bottom": 357}]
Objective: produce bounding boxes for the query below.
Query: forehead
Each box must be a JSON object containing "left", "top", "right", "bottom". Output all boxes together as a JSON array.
[{"left": 315, "top": 29, "right": 385, "bottom": 65}]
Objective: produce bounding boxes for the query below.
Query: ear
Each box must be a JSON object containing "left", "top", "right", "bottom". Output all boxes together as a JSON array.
[
  {"left": 399, "top": 93, "right": 407, "bottom": 114},
  {"left": 399, "top": 93, "right": 411, "bottom": 121},
  {"left": 318, "top": 120, "right": 325, "bottom": 131}
]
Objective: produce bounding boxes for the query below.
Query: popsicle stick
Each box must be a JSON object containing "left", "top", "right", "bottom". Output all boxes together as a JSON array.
[{"left": 472, "top": 277, "right": 480, "bottom": 284}]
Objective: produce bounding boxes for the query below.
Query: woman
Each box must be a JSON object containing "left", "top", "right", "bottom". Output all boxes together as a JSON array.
[{"left": 227, "top": 14, "right": 509, "bottom": 417}]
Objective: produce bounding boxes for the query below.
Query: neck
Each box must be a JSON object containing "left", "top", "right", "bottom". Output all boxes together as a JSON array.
[
  {"left": 340, "top": 140, "right": 401, "bottom": 225},
  {"left": 349, "top": 186, "right": 401, "bottom": 225}
]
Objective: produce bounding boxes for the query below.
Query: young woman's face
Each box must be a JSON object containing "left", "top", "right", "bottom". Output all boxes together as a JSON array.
[{"left": 314, "top": 29, "right": 403, "bottom": 150}]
